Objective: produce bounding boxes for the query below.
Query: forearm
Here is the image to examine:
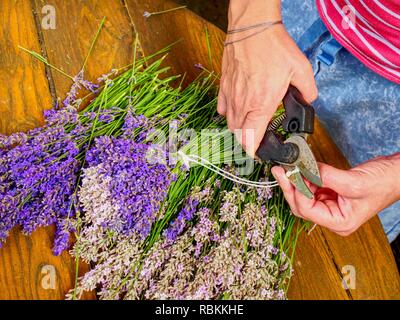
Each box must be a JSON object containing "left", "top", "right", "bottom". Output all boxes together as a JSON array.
[{"left": 228, "top": 0, "right": 282, "bottom": 28}]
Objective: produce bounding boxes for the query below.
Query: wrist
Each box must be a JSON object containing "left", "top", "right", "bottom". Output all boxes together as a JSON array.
[
  {"left": 388, "top": 153, "right": 400, "bottom": 201},
  {"left": 228, "top": 0, "right": 282, "bottom": 28}
]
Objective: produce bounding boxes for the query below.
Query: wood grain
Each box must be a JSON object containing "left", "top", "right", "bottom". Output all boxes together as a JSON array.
[
  {"left": 287, "top": 227, "right": 350, "bottom": 300},
  {"left": 0, "top": 0, "right": 398, "bottom": 299},
  {"left": 0, "top": 0, "right": 92, "bottom": 300},
  {"left": 0, "top": 0, "right": 52, "bottom": 134},
  {"left": 125, "top": 0, "right": 400, "bottom": 299},
  {"left": 124, "top": 0, "right": 225, "bottom": 86},
  {"left": 32, "top": 0, "right": 133, "bottom": 99},
  {"left": 1, "top": 0, "right": 134, "bottom": 299}
]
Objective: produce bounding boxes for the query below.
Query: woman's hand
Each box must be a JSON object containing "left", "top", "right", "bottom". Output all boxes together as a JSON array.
[
  {"left": 218, "top": 0, "right": 318, "bottom": 156},
  {"left": 271, "top": 154, "right": 400, "bottom": 236}
]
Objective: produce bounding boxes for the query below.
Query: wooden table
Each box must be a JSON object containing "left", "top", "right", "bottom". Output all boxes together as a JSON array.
[{"left": 0, "top": 0, "right": 399, "bottom": 300}]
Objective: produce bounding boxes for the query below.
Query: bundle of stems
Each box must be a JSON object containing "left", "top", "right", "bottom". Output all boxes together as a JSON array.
[{"left": 13, "top": 28, "right": 305, "bottom": 298}]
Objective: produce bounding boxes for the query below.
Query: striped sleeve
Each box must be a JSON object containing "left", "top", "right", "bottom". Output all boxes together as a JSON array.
[{"left": 316, "top": 0, "right": 400, "bottom": 84}]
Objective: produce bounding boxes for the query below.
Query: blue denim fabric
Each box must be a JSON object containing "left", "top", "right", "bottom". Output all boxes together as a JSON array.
[{"left": 281, "top": 0, "right": 400, "bottom": 242}]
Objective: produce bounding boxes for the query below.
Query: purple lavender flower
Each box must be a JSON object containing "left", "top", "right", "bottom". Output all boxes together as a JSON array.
[
  {"left": 97, "top": 69, "right": 118, "bottom": 83},
  {"left": 85, "top": 135, "right": 173, "bottom": 238},
  {"left": 53, "top": 219, "right": 72, "bottom": 256},
  {"left": 121, "top": 109, "right": 154, "bottom": 140},
  {"left": 83, "top": 112, "right": 97, "bottom": 121},
  {"left": 0, "top": 132, "right": 28, "bottom": 150},
  {"left": 163, "top": 197, "right": 199, "bottom": 242},
  {"left": 0, "top": 124, "right": 81, "bottom": 254},
  {"left": 98, "top": 113, "right": 113, "bottom": 124},
  {"left": 44, "top": 107, "right": 79, "bottom": 126},
  {"left": 63, "top": 70, "right": 98, "bottom": 107}
]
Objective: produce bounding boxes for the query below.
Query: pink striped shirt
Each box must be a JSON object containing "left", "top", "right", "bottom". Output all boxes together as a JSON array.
[{"left": 316, "top": 0, "right": 400, "bottom": 84}]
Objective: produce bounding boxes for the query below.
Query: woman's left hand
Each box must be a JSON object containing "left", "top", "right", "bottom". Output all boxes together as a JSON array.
[{"left": 271, "top": 154, "right": 400, "bottom": 236}]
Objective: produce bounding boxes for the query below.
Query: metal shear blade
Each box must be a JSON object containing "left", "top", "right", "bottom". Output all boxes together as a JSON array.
[
  {"left": 282, "top": 134, "right": 322, "bottom": 199},
  {"left": 284, "top": 167, "right": 314, "bottom": 199}
]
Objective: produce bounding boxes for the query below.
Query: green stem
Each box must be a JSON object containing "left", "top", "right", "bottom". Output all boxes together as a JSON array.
[
  {"left": 18, "top": 46, "right": 75, "bottom": 80},
  {"left": 145, "top": 5, "right": 187, "bottom": 17},
  {"left": 82, "top": 17, "right": 106, "bottom": 71}
]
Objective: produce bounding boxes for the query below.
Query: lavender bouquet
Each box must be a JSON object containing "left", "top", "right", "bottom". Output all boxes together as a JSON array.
[{"left": 0, "top": 40, "right": 303, "bottom": 299}]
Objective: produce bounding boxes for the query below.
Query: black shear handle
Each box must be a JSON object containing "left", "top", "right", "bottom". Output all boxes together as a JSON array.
[
  {"left": 256, "top": 85, "right": 315, "bottom": 164},
  {"left": 282, "top": 85, "right": 315, "bottom": 134}
]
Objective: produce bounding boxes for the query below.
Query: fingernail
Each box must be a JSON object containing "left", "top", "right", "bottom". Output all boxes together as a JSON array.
[{"left": 271, "top": 166, "right": 279, "bottom": 179}]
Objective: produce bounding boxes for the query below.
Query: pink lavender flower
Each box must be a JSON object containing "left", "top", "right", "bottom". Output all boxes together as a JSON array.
[
  {"left": 194, "top": 63, "right": 204, "bottom": 70},
  {"left": 97, "top": 69, "right": 118, "bottom": 83},
  {"left": 71, "top": 181, "right": 292, "bottom": 300},
  {"left": 127, "top": 188, "right": 291, "bottom": 300}
]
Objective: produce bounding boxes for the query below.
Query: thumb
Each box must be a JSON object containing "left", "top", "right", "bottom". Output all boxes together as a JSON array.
[
  {"left": 319, "top": 163, "right": 359, "bottom": 197},
  {"left": 290, "top": 61, "right": 318, "bottom": 103}
]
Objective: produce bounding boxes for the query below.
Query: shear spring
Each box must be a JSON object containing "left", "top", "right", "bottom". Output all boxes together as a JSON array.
[{"left": 267, "top": 113, "right": 286, "bottom": 132}]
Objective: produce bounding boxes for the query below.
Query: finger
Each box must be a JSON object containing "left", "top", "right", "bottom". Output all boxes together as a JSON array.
[
  {"left": 240, "top": 107, "right": 276, "bottom": 157},
  {"left": 293, "top": 188, "right": 346, "bottom": 230},
  {"left": 230, "top": 72, "right": 247, "bottom": 130},
  {"left": 318, "top": 163, "right": 358, "bottom": 197},
  {"left": 223, "top": 54, "right": 236, "bottom": 131},
  {"left": 334, "top": 230, "right": 354, "bottom": 237},
  {"left": 323, "top": 199, "right": 356, "bottom": 234},
  {"left": 293, "top": 186, "right": 317, "bottom": 219},
  {"left": 226, "top": 102, "right": 236, "bottom": 132},
  {"left": 217, "top": 88, "right": 227, "bottom": 116},
  {"left": 290, "top": 60, "right": 318, "bottom": 103},
  {"left": 272, "top": 166, "right": 301, "bottom": 217}
]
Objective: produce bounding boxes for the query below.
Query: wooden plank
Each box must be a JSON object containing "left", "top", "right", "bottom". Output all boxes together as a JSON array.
[
  {"left": 0, "top": 0, "right": 52, "bottom": 134},
  {"left": 320, "top": 217, "right": 400, "bottom": 299},
  {"left": 32, "top": 0, "right": 133, "bottom": 98},
  {"left": 124, "top": 0, "right": 225, "bottom": 86},
  {"left": 287, "top": 228, "right": 350, "bottom": 300},
  {"left": 0, "top": 0, "right": 91, "bottom": 300},
  {"left": 125, "top": 0, "right": 400, "bottom": 299}
]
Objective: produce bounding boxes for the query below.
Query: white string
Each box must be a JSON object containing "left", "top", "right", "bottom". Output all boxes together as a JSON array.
[
  {"left": 286, "top": 167, "right": 300, "bottom": 178},
  {"left": 178, "top": 151, "right": 279, "bottom": 189},
  {"left": 307, "top": 223, "right": 318, "bottom": 235},
  {"left": 179, "top": 151, "right": 277, "bottom": 187}
]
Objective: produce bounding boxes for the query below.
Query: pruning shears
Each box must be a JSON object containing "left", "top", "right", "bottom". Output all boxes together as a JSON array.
[{"left": 256, "top": 85, "right": 322, "bottom": 199}]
